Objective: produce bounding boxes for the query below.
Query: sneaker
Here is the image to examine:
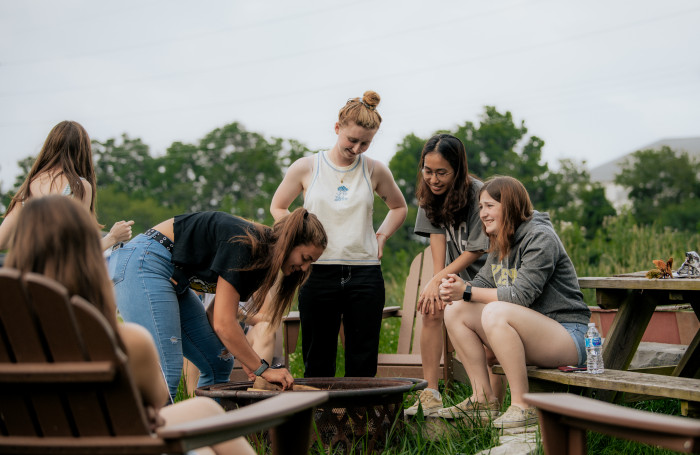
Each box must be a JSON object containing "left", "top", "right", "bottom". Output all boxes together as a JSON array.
[
  {"left": 437, "top": 398, "right": 500, "bottom": 419},
  {"left": 493, "top": 405, "right": 538, "bottom": 429},
  {"left": 404, "top": 389, "right": 443, "bottom": 416}
]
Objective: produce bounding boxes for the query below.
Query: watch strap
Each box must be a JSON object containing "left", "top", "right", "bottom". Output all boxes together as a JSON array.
[{"left": 254, "top": 359, "right": 269, "bottom": 376}]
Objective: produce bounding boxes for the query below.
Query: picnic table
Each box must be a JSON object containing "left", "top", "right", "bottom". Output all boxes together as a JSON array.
[{"left": 578, "top": 272, "right": 700, "bottom": 378}]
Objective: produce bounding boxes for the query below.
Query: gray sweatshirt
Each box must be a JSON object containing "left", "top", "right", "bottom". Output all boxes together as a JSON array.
[{"left": 471, "top": 211, "right": 591, "bottom": 325}]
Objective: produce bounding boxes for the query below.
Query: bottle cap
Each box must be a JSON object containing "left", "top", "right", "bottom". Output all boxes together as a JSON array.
[{"left": 588, "top": 322, "right": 595, "bottom": 327}]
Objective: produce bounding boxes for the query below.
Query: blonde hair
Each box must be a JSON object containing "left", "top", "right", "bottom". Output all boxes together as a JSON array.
[
  {"left": 5, "top": 195, "right": 118, "bottom": 329},
  {"left": 338, "top": 90, "right": 382, "bottom": 130}
]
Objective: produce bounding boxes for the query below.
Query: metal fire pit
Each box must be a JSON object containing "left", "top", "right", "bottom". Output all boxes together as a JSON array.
[{"left": 196, "top": 377, "right": 426, "bottom": 452}]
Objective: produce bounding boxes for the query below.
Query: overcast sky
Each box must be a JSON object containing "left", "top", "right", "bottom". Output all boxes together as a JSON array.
[{"left": 1, "top": 0, "right": 699, "bottom": 192}]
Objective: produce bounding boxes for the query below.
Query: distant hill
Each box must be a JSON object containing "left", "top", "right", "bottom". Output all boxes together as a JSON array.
[
  {"left": 590, "top": 137, "right": 700, "bottom": 183},
  {"left": 589, "top": 136, "right": 700, "bottom": 209}
]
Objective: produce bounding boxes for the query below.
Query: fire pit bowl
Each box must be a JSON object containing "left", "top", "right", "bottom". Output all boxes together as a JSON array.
[{"left": 196, "top": 377, "right": 426, "bottom": 452}]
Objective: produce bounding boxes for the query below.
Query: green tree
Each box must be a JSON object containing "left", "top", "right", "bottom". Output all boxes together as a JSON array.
[
  {"left": 388, "top": 133, "right": 424, "bottom": 205},
  {"left": 614, "top": 146, "right": 700, "bottom": 228}
]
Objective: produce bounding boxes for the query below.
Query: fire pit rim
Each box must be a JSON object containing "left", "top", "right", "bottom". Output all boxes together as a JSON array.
[{"left": 195, "top": 376, "right": 427, "bottom": 399}]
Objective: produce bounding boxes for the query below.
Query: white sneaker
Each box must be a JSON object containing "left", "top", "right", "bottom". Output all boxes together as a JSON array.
[
  {"left": 404, "top": 389, "right": 443, "bottom": 416},
  {"left": 492, "top": 405, "right": 538, "bottom": 429},
  {"left": 437, "top": 398, "right": 501, "bottom": 419}
]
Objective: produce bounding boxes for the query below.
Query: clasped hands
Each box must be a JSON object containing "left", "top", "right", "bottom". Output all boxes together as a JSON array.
[{"left": 438, "top": 273, "right": 468, "bottom": 303}]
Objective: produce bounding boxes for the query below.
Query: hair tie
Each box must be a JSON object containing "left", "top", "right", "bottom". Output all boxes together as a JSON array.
[
  {"left": 360, "top": 100, "right": 375, "bottom": 111},
  {"left": 303, "top": 210, "right": 309, "bottom": 219}
]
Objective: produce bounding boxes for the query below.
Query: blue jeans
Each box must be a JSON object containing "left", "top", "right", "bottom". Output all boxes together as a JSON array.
[{"left": 108, "top": 233, "right": 232, "bottom": 399}]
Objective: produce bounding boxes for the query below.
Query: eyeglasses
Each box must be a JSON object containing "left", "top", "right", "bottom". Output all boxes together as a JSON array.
[{"left": 421, "top": 167, "right": 453, "bottom": 181}]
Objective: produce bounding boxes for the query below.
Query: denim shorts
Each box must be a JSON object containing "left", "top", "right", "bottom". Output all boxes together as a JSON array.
[{"left": 561, "top": 322, "right": 588, "bottom": 366}]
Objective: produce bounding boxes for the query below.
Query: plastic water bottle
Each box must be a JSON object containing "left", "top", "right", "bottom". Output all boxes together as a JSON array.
[{"left": 585, "top": 322, "right": 604, "bottom": 374}]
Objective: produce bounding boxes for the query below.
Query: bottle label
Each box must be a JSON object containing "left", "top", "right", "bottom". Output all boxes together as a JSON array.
[{"left": 585, "top": 337, "right": 602, "bottom": 347}]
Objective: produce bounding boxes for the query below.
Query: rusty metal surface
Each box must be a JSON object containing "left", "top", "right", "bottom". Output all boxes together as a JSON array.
[{"left": 197, "top": 377, "right": 426, "bottom": 453}]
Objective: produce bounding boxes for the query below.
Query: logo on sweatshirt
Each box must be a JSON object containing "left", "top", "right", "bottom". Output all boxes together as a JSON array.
[{"left": 491, "top": 263, "right": 517, "bottom": 286}]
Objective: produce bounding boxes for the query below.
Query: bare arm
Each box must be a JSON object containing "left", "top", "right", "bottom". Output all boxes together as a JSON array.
[
  {"left": 371, "top": 161, "right": 407, "bottom": 259},
  {"left": 0, "top": 208, "right": 19, "bottom": 250},
  {"left": 270, "top": 157, "right": 312, "bottom": 221},
  {"left": 118, "top": 323, "right": 170, "bottom": 410},
  {"left": 212, "top": 276, "right": 294, "bottom": 389}
]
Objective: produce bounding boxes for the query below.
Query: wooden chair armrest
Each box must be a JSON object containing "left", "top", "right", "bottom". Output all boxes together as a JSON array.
[
  {"left": 158, "top": 391, "right": 328, "bottom": 450},
  {"left": 524, "top": 393, "right": 700, "bottom": 435},
  {"left": 524, "top": 392, "right": 700, "bottom": 453}
]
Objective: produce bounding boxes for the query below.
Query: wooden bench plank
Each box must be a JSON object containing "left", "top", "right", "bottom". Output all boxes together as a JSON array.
[{"left": 492, "top": 366, "right": 700, "bottom": 402}]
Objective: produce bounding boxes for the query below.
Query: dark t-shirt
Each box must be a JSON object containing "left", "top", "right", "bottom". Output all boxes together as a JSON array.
[{"left": 172, "top": 212, "right": 267, "bottom": 300}]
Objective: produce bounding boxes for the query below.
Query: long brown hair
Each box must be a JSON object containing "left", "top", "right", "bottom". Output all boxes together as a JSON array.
[
  {"left": 235, "top": 207, "right": 327, "bottom": 326},
  {"left": 338, "top": 91, "right": 382, "bottom": 129},
  {"left": 5, "top": 195, "right": 118, "bottom": 329},
  {"left": 5, "top": 121, "right": 99, "bottom": 223},
  {"left": 416, "top": 134, "right": 474, "bottom": 227},
  {"left": 480, "top": 176, "right": 533, "bottom": 261}
]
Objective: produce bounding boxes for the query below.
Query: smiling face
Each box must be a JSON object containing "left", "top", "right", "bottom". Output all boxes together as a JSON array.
[
  {"left": 479, "top": 190, "right": 503, "bottom": 236},
  {"left": 332, "top": 122, "right": 378, "bottom": 165},
  {"left": 422, "top": 151, "right": 455, "bottom": 196},
  {"left": 282, "top": 243, "right": 325, "bottom": 276}
]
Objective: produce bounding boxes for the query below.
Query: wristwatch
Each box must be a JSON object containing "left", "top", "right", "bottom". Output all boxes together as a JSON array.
[
  {"left": 253, "top": 359, "right": 269, "bottom": 376},
  {"left": 462, "top": 283, "right": 472, "bottom": 302}
]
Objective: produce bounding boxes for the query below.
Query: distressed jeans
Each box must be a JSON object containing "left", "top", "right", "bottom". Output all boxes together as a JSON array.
[{"left": 108, "top": 233, "right": 232, "bottom": 399}]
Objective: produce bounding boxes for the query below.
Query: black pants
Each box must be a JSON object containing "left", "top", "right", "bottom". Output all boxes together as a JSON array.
[{"left": 298, "top": 264, "right": 385, "bottom": 377}]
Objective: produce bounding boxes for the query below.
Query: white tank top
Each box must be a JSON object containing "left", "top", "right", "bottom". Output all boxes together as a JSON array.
[{"left": 304, "top": 151, "right": 379, "bottom": 265}]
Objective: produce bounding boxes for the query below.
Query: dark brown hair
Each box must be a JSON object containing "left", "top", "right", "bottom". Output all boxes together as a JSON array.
[
  {"left": 5, "top": 195, "right": 118, "bottom": 328},
  {"left": 235, "top": 207, "right": 327, "bottom": 326},
  {"left": 4, "top": 121, "right": 100, "bottom": 225},
  {"left": 480, "top": 176, "right": 533, "bottom": 260},
  {"left": 416, "top": 134, "right": 474, "bottom": 227},
  {"left": 338, "top": 91, "right": 382, "bottom": 130}
]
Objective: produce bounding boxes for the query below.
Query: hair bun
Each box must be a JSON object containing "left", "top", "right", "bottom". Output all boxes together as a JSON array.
[{"left": 362, "top": 91, "right": 380, "bottom": 109}]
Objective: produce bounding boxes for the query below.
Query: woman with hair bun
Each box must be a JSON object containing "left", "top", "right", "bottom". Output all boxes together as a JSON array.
[
  {"left": 109, "top": 207, "right": 327, "bottom": 399},
  {"left": 271, "top": 91, "right": 407, "bottom": 377}
]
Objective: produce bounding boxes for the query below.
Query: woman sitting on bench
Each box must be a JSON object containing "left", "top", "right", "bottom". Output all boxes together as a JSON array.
[
  {"left": 5, "top": 195, "right": 256, "bottom": 455},
  {"left": 438, "top": 176, "right": 591, "bottom": 429}
]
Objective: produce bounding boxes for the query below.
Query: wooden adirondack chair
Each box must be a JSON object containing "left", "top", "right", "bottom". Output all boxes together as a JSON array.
[
  {"left": 524, "top": 392, "right": 700, "bottom": 454},
  {"left": 0, "top": 268, "right": 328, "bottom": 455},
  {"left": 282, "top": 247, "right": 454, "bottom": 385}
]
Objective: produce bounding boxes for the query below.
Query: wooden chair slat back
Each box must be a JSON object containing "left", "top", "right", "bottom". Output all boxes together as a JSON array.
[
  {"left": 394, "top": 247, "right": 435, "bottom": 356},
  {"left": 0, "top": 269, "right": 46, "bottom": 362},
  {"left": 25, "top": 274, "right": 87, "bottom": 362},
  {"left": 71, "top": 296, "right": 150, "bottom": 436},
  {"left": 410, "top": 247, "right": 434, "bottom": 354}
]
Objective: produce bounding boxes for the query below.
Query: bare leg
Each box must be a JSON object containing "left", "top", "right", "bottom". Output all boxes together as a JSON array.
[
  {"left": 159, "top": 397, "right": 255, "bottom": 455},
  {"left": 443, "top": 302, "right": 498, "bottom": 404},
  {"left": 481, "top": 301, "right": 579, "bottom": 409},
  {"left": 419, "top": 309, "right": 444, "bottom": 391}
]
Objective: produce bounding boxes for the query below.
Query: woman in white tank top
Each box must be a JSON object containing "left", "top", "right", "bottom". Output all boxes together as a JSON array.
[{"left": 270, "top": 91, "right": 407, "bottom": 377}]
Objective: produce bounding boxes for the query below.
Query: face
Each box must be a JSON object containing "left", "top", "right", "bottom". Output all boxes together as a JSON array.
[
  {"left": 422, "top": 152, "right": 455, "bottom": 195},
  {"left": 333, "top": 122, "right": 378, "bottom": 164},
  {"left": 479, "top": 191, "right": 502, "bottom": 236},
  {"left": 282, "top": 243, "right": 325, "bottom": 276}
]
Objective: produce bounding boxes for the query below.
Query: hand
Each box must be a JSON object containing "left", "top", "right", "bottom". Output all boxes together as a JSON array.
[
  {"left": 108, "top": 220, "right": 134, "bottom": 244},
  {"left": 417, "top": 277, "right": 445, "bottom": 314},
  {"left": 261, "top": 367, "right": 294, "bottom": 390},
  {"left": 376, "top": 233, "right": 387, "bottom": 260},
  {"left": 144, "top": 404, "right": 165, "bottom": 432},
  {"left": 242, "top": 362, "right": 256, "bottom": 381},
  {"left": 439, "top": 274, "right": 466, "bottom": 302}
]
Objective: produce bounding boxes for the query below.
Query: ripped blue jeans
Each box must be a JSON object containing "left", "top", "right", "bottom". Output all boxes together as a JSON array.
[{"left": 109, "top": 233, "right": 232, "bottom": 399}]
